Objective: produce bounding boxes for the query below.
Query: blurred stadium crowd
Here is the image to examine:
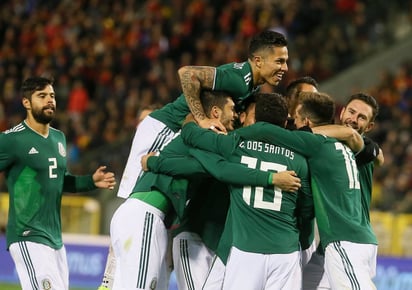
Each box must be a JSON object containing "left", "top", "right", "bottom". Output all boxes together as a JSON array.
[{"left": 0, "top": 0, "right": 411, "bottom": 213}]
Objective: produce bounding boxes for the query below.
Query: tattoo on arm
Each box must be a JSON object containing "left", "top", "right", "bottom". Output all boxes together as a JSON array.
[{"left": 179, "top": 66, "right": 216, "bottom": 121}]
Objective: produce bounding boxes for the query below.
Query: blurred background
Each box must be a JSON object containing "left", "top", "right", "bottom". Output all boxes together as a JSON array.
[{"left": 0, "top": 0, "right": 411, "bottom": 289}]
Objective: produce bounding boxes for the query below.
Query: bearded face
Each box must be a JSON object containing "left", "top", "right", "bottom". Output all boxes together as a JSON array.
[{"left": 31, "top": 103, "right": 55, "bottom": 124}]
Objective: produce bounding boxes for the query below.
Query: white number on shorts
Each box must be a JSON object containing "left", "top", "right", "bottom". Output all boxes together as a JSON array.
[{"left": 240, "top": 156, "right": 286, "bottom": 211}]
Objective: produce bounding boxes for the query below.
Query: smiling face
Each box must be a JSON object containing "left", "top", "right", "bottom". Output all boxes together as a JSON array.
[
  {"left": 340, "top": 99, "right": 374, "bottom": 134},
  {"left": 253, "top": 46, "right": 288, "bottom": 87},
  {"left": 250, "top": 46, "right": 288, "bottom": 86}
]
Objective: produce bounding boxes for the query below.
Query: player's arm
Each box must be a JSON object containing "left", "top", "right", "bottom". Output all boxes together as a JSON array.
[
  {"left": 0, "top": 133, "right": 15, "bottom": 171},
  {"left": 63, "top": 173, "right": 96, "bottom": 192},
  {"left": 355, "top": 136, "right": 384, "bottom": 166},
  {"left": 144, "top": 147, "right": 300, "bottom": 191},
  {"left": 63, "top": 166, "right": 116, "bottom": 192},
  {"left": 189, "top": 148, "right": 301, "bottom": 191},
  {"left": 143, "top": 154, "right": 208, "bottom": 177},
  {"left": 311, "top": 124, "right": 364, "bottom": 153},
  {"left": 181, "top": 121, "right": 238, "bottom": 156},
  {"left": 178, "top": 65, "right": 226, "bottom": 132}
]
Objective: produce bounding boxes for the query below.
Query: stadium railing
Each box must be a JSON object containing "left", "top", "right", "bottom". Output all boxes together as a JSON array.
[{"left": 0, "top": 192, "right": 101, "bottom": 235}]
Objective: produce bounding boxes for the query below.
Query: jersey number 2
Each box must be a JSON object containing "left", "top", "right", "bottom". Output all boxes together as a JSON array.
[
  {"left": 48, "top": 158, "right": 58, "bottom": 178},
  {"left": 240, "top": 156, "right": 286, "bottom": 211}
]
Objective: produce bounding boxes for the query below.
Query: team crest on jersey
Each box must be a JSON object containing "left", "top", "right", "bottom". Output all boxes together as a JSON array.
[
  {"left": 58, "top": 142, "right": 66, "bottom": 157},
  {"left": 41, "top": 278, "right": 52, "bottom": 290}
]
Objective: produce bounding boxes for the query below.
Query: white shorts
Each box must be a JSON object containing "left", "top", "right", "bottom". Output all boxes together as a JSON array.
[
  {"left": 117, "top": 116, "right": 175, "bottom": 198},
  {"left": 110, "top": 198, "right": 169, "bottom": 290},
  {"left": 172, "top": 231, "right": 214, "bottom": 290},
  {"left": 9, "top": 241, "right": 69, "bottom": 290},
  {"left": 223, "top": 247, "right": 302, "bottom": 290},
  {"left": 324, "top": 241, "right": 377, "bottom": 290},
  {"left": 202, "top": 255, "right": 226, "bottom": 290}
]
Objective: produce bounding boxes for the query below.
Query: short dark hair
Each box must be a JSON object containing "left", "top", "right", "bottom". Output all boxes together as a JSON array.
[
  {"left": 345, "top": 93, "right": 379, "bottom": 122},
  {"left": 200, "top": 90, "right": 232, "bottom": 118},
  {"left": 236, "top": 94, "right": 256, "bottom": 114},
  {"left": 248, "top": 30, "right": 288, "bottom": 59},
  {"left": 21, "top": 76, "right": 54, "bottom": 100},
  {"left": 285, "top": 76, "right": 319, "bottom": 98},
  {"left": 255, "top": 93, "right": 288, "bottom": 127},
  {"left": 297, "top": 91, "right": 335, "bottom": 126}
]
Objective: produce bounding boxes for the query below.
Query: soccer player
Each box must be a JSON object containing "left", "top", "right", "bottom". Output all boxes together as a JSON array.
[
  {"left": 302, "top": 92, "right": 383, "bottom": 290},
  {"left": 181, "top": 93, "right": 314, "bottom": 290},
  {"left": 340, "top": 93, "right": 384, "bottom": 216},
  {"left": 0, "top": 76, "right": 116, "bottom": 290},
  {"left": 178, "top": 30, "right": 288, "bottom": 133},
  {"left": 234, "top": 91, "right": 378, "bottom": 289},
  {"left": 284, "top": 76, "right": 319, "bottom": 130},
  {"left": 285, "top": 76, "right": 319, "bottom": 111},
  {"left": 284, "top": 76, "right": 320, "bottom": 265}
]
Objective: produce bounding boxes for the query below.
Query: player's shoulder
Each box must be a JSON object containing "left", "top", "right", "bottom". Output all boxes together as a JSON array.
[
  {"left": 49, "top": 126, "right": 66, "bottom": 138},
  {"left": 1, "top": 123, "right": 27, "bottom": 139},
  {"left": 49, "top": 126, "right": 63, "bottom": 134},
  {"left": 3, "top": 122, "right": 26, "bottom": 134},
  {"left": 0, "top": 123, "right": 28, "bottom": 150},
  {"left": 217, "top": 61, "right": 251, "bottom": 74}
]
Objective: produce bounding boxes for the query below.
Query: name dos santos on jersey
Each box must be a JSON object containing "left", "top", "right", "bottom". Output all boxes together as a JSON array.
[{"left": 239, "top": 140, "right": 295, "bottom": 160}]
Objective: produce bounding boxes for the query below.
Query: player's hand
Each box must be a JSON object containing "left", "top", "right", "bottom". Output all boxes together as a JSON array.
[
  {"left": 197, "top": 117, "right": 227, "bottom": 134},
  {"left": 141, "top": 152, "right": 157, "bottom": 171},
  {"left": 272, "top": 170, "right": 301, "bottom": 192},
  {"left": 93, "top": 166, "right": 116, "bottom": 190}
]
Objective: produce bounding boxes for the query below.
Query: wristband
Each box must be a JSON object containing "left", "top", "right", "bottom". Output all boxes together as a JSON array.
[{"left": 268, "top": 172, "right": 274, "bottom": 185}]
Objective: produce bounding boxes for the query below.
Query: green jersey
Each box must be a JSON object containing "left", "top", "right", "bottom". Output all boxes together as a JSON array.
[
  {"left": 147, "top": 133, "right": 273, "bottom": 250},
  {"left": 356, "top": 137, "right": 379, "bottom": 223},
  {"left": 181, "top": 122, "right": 313, "bottom": 254},
  {"left": 356, "top": 138, "right": 378, "bottom": 244},
  {"left": 150, "top": 62, "right": 258, "bottom": 132},
  {"left": 235, "top": 122, "right": 378, "bottom": 250},
  {"left": 0, "top": 122, "right": 96, "bottom": 249}
]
